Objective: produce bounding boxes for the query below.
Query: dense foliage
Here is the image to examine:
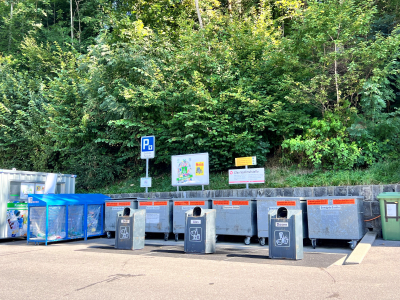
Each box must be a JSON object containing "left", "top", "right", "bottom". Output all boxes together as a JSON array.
[{"left": 0, "top": 0, "right": 399, "bottom": 190}]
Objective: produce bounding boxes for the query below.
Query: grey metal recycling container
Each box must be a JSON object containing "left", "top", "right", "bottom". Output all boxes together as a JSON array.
[
  {"left": 173, "top": 198, "right": 212, "bottom": 241},
  {"left": 137, "top": 198, "right": 173, "bottom": 241},
  {"left": 268, "top": 207, "right": 303, "bottom": 260},
  {"left": 256, "top": 197, "right": 308, "bottom": 246},
  {"left": 115, "top": 208, "right": 145, "bottom": 250},
  {"left": 105, "top": 198, "right": 138, "bottom": 238},
  {"left": 184, "top": 207, "right": 216, "bottom": 254},
  {"left": 211, "top": 197, "right": 257, "bottom": 245},
  {"left": 306, "top": 196, "right": 365, "bottom": 249}
]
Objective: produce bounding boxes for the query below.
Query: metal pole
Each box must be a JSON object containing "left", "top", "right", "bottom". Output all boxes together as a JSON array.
[
  {"left": 245, "top": 165, "right": 249, "bottom": 189},
  {"left": 177, "top": 186, "right": 179, "bottom": 192},
  {"left": 202, "top": 185, "right": 204, "bottom": 191},
  {"left": 145, "top": 158, "right": 149, "bottom": 193}
]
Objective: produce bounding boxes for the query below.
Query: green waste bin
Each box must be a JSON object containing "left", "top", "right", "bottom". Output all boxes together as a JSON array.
[{"left": 377, "top": 192, "right": 400, "bottom": 240}]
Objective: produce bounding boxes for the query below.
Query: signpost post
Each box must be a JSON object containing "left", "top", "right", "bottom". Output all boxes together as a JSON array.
[{"left": 141, "top": 136, "right": 155, "bottom": 193}]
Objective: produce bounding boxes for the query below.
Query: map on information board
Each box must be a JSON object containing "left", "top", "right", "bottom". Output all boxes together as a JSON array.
[{"left": 171, "top": 153, "right": 209, "bottom": 186}]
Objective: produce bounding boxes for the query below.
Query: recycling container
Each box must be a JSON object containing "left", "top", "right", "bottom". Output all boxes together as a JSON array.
[
  {"left": 105, "top": 198, "right": 138, "bottom": 238},
  {"left": 137, "top": 198, "right": 173, "bottom": 240},
  {"left": 115, "top": 207, "right": 146, "bottom": 250},
  {"left": 306, "top": 196, "right": 364, "bottom": 249},
  {"left": 268, "top": 207, "right": 303, "bottom": 260},
  {"left": 211, "top": 197, "right": 256, "bottom": 245},
  {"left": 184, "top": 207, "right": 216, "bottom": 254},
  {"left": 173, "top": 198, "right": 212, "bottom": 241},
  {"left": 377, "top": 192, "right": 400, "bottom": 240},
  {"left": 256, "top": 197, "right": 308, "bottom": 246},
  {"left": 27, "top": 194, "right": 109, "bottom": 245},
  {"left": 1, "top": 169, "right": 76, "bottom": 239}
]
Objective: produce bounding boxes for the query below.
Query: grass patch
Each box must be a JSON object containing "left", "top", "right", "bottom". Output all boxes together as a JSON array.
[{"left": 78, "top": 161, "right": 400, "bottom": 194}]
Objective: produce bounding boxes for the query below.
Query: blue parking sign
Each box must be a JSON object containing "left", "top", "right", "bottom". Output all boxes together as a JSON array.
[{"left": 141, "top": 136, "right": 155, "bottom": 159}]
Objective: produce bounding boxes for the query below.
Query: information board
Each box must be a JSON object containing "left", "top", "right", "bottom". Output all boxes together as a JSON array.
[
  {"left": 228, "top": 168, "right": 265, "bottom": 184},
  {"left": 171, "top": 153, "right": 209, "bottom": 186}
]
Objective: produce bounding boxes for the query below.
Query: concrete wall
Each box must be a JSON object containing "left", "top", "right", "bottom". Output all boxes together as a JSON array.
[{"left": 108, "top": 184, "right": 395, "bottom": 235}]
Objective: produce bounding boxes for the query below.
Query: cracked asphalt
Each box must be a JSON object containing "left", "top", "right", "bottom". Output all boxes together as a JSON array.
[{"left": 0, "top": 237, "right": 399, "bottom": 299}]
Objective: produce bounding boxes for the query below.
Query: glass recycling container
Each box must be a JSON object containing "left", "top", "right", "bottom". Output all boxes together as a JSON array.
[
  {"left": 211, "top": 197, "right": 257, "bottom": 245},
  {"left": 173, "top": 198, "right": 212, "bottom": 241},
  {"left": 27, "top": 194, "right": 109, "bottom": 245},
  {"left": 137, "top": 198, "right": 173, "bottom": 241},
  {"left": 184, "top": 207, "right": 216, "bottom": 254},
  {"left": 268, "top": 207, "right": 303, "bottom": 260}
]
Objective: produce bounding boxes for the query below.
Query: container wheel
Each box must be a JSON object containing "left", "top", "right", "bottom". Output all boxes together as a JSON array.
[
  {"left": 106, "top": 231, "right": 112, "bottom": 239},
  {"left": 349, "top": 240, "right": 357, "bottom": 250},
  {"left": 175, "top": 234, "right": 179, "bottom": 242},
  {"left": 164, "top": 233, "right": 169, "bottom": 241},
  {"left": 311, "top": 239, "right": 317, "bottom": 249},
  {"left": 215, "top": 235, "right": 218, "bottom": 243},
  {"left": 244, "top": 236, "right": 251, "bottom": 245},
  {"left": 259, "top": 237, "right": 266, "bottom": 246}
]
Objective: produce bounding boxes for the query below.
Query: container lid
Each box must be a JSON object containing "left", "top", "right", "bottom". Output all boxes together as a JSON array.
[{"left": 377, "top": 192, "right": 400, "bottom": 199}]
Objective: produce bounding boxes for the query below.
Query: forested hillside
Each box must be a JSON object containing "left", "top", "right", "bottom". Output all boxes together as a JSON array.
[{"left": 0, "top": 0, "right": 399, "bottom": 190}]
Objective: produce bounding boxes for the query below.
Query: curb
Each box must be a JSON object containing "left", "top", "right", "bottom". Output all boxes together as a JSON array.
[{"left": 344, "top": 232, "right": 377, "bottom": 265}]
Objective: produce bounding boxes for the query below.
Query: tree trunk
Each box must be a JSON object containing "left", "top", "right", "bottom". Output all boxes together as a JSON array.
[
  {"left": 70, "top": 0, "right": 74, "bottom": 44},
  {"left": 8, "top": 1, "right": 13, "bottom": 52},
  {"left": 194, "top": 0, "right": 203, "bottom": 29}
]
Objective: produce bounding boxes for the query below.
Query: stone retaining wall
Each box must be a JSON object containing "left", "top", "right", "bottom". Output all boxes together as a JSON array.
[{"left": 108, "top": 184, "right": 397, "bottom": 235}]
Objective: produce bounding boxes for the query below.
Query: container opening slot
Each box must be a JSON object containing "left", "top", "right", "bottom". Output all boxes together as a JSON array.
[
  {"left": 193, "top": 207, "right": 202, "bottom": 217},
  {"left": 277, "top": 207, "right": 287, "bottom": 218}
]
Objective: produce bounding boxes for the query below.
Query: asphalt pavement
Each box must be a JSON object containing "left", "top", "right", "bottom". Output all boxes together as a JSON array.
[{"left": 0, "top": 237, "right": 399, "bottom": 300}]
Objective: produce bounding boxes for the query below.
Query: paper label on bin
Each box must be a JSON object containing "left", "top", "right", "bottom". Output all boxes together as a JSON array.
[
  {"left": 191, "top": 220, "right": 201, "bottom": 224},
  {"left": 320, "top": 205, "right": 341, "bottom": 210},
  {"left": 112, "top": 207, "right": 125, "bottom": 210},
  {"left": 140, "top": 202, "right": 153, "bottom": 206},
  {"left": 276, "top": 201, "right": 296, "bottom": 206},
  {"left": 121, "top": 219, "right": 130, "bottom": 224},
  {"left": 182, "top": 206, "right": 195, "bottom": 211},
  {"left": 223, "top": 206, "right": 240, "bottom": 209},
  {"left": 308, "top": 199, "right": 328, "bottom": 205},
  {"left": 332, "top": 199, "right": 355, "bottom": 205},
  {"left": 146, "top": 213, "right": 159, "bottom": 224},
  {"left": 146, "top": 206, "right": 160, "bottom": 210},
  {"left": 276, "top": 222, "right": 289, "bottom": 227},
  {"left": 154, "top": 201, "right": 168, "bottom": 206},
  {"left": 387, "top": 204, "right": 397, "bottom": 217}
]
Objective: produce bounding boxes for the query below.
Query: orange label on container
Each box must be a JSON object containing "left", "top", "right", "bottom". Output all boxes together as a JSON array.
[
  {"left": 106, "top": 202, "right": 131, "bottom": 207},
  {"left": 308, "top": 199, "right": 328, "bottom": 205},
  {"left": 190, "top": 201, "right": 205, "bottom": 206},
  {"left": 154, "top": 201, "right": 168, "bottom": 206},
  {"left": 276, "top": 201, "right": 296, "bottom": 206},
  {"left": 139, "top": 202, "right": 153, "bottom": 206},
  {"left": 214, "top": 200, "right": 229, "bottom": 205},
  {"left": 174, "top": 201, "right": 189, "bottom": 206},
  {"left": 333, "top": 199, "right": 355, "bottom": 205},
  {"left": 232, "top": 201, "right": 249, "bottom": 205}
]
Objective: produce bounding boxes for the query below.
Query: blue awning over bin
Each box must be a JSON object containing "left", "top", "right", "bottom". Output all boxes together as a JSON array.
[
  {"left": 27, "top": 194, "right": 110, "bottom": 245},
  {"left": 28, "top": 194, "right": 110, "bottom": 206}
]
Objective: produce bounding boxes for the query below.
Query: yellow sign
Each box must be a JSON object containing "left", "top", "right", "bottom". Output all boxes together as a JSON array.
[
  {"left": 195, "top": 162, "right": 204, "bottom": 176},
  {"left": 235, "top": 156, "right": 257, "bottom": 167}
]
